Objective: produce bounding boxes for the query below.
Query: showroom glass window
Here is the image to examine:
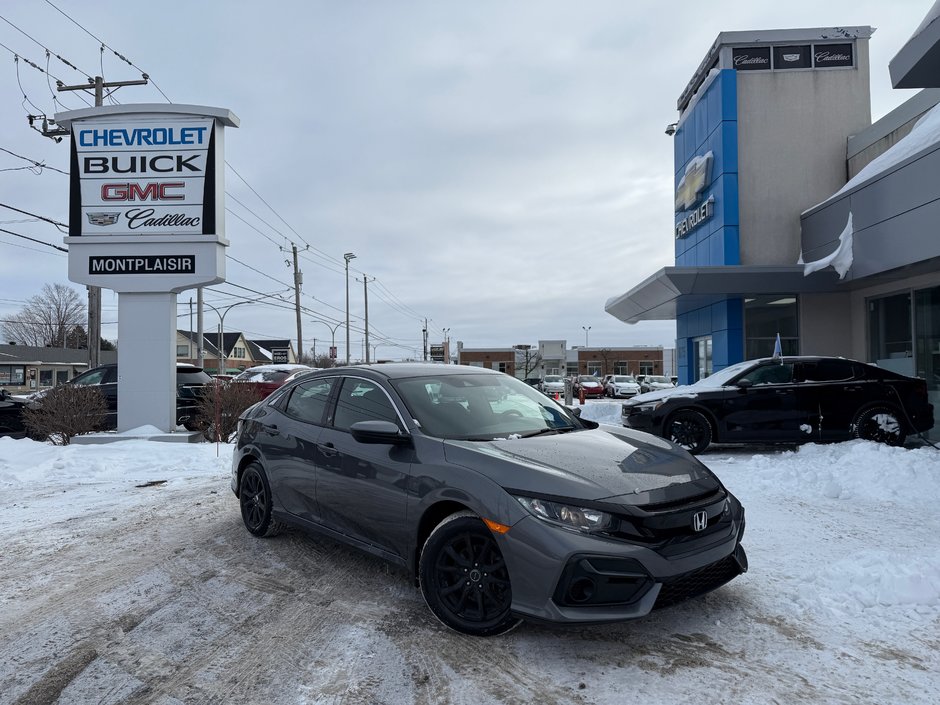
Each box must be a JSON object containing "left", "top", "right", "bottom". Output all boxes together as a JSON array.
[
  {"left": 332, "top": 377, "right": 400, "bottom": 431},
  {"left": 39, "top": 370, "right": 53, "bottom": 387},
  {"left": 639, "top": 360, "right": 654, "bottom": 376},
  {"left": 745, "top": 296, "right": 799, "bottom": 359},
  {"left": 869, "top": 292, "right": 914, "bottom": 376},
  {"left": 614, "top": 360, "right": 629, "bottom": 374},
  {"left": 587, "top": 362, "right": 603, "bottom": 376},
  {"left": 692, "top": 336, "right": 712, "bottom": 381}
]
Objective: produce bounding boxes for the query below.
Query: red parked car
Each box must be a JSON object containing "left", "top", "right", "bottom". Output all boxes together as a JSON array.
[
  {"left": 573, "top": 375, "right": 605, "bottom": 399},
  {"left": 231, "top": 364, "right": 314, "bottom": 398}
]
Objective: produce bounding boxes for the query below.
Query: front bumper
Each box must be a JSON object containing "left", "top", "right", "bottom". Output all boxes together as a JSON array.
[{"left": 498, "top": 503, "right": 747, "bottom": 624}]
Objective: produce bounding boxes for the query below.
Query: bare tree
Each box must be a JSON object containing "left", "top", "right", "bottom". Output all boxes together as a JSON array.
[
  {"left": 2, "top": 284, "right": 86, "bottom": 348},
  {"left": 22, "top": 385, "right": 107, "bottom": 445}
]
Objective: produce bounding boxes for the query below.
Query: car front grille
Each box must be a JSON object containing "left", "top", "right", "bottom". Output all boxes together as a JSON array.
[{"left": 653, "top": 554, "right": 742, "bottom": 609}]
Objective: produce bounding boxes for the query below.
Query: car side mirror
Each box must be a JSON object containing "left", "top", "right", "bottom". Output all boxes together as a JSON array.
[
  {"left": 350, "top": 420, "right": 411, "bottom": 445},
  {"left": 736, "top": 379, "right": 753, "bottom": 390},
  {"left": 569, "top": 406, "right": 582, "bottom": 418}
]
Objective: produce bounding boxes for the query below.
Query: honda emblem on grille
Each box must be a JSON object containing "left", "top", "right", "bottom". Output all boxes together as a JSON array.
[{"left": 692, "top": 510, "right": 708, "bottom": 532}]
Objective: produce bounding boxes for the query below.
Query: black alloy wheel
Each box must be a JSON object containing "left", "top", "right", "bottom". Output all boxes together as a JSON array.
[
  {"left": 239, "top": 461, "right": 283, "bottom": 537},
  {"left": 419, "top": 512, "right": 520, "bottom": 637},
  {"left": 853, "top": 406, "right": 906, "bottom": 446},
  {"left": 666, "top": 409, "right": 712, "bottom": 454}
]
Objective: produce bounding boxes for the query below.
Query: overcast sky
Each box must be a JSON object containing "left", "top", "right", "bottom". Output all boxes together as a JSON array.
[{"left": 0, "top": 0, "right": 932, "bottom": 361}]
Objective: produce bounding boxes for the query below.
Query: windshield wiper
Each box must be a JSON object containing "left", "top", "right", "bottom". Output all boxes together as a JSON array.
[{"left": 520, "top": 426, "right": 575, "bottom": 438}]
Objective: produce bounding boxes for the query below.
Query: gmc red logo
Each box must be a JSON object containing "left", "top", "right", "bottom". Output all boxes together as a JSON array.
[{"left": 100, "top": 182, "right": 184, "bottom": 201}]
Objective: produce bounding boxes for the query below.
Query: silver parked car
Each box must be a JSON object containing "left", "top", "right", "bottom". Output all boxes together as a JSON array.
[
  {"left": 604, "top": 375, "right": 641, "bottom": 398},
  {"left": 640, "top": 375, "right": 675, "bottom": 394},
  {"left": 539, "top": 374, "right": 565, "bottom": 396},
  {"left": 232, "top": 364, "right": 747, "bottom": 636}
]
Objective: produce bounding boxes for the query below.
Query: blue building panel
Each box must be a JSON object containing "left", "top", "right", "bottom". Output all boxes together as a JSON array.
[
  {"left": 674, "top": 69, "right": 739, "bottom": 268},
  {"left": 675, "top": 297, "right": 744, "bottom": 385}
]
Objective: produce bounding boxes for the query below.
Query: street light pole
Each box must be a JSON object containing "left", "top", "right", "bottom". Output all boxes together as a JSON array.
[
  {"left": 582, "top": 325, "right": 591, "bottom": 347},
  {"left": 310, "top": 319, "right": 343, "bottom": 365},
  {"left": 204, "top": 300, "right": 253, "bottom": 374},
  {"left": 344, "top": 252, "right": 356, "bottom": 365}
]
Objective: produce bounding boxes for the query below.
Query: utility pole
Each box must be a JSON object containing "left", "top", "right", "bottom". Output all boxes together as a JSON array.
[
  {"left": 196, "top": 287, "right": 204, "bottom": 367},
  {"left": 422, "top": 319, "right": 428, "bottom": 361},
  {"left": 55, "top": 74, "right": 149, "bottom": 369},
  {"left": 361, "top": 276, "right": 374, "bottom": 363},
  {"left": 292, "top": 244, "right": 303, "bottom": 364}
]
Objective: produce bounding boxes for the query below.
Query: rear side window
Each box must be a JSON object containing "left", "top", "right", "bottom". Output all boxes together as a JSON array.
[
  {"left": 739, "top": 363, "right": 794, "bottom": 385},
  {"left": 284, "top": 378, "right": 336, "bottom": 425},
  {"left": 177, "top": 369, "right": 212, "bottom": 384},
  {"left": 332, "top": 378, "right": 400, "bottom": 431},
  {"left": 797, "top": 360, "right": 856, "bottom": 382}
]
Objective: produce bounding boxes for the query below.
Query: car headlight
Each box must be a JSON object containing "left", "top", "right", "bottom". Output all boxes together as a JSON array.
[
  {"left": 513, "top": 495, "right": 613, "bottom": 532},
  {"left": 631, "top": 401, "right": 664, "bottom": 413}
]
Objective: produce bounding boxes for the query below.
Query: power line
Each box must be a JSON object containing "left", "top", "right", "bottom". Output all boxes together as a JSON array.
[
  {"left": 0, "top": 202, "right": 67, "bottom": 230},
  {"left": 0, "top": 13, "right": 90, "bottom": 77},
  {"left": 0, "top": 145, "right": 68, "bottom": 175},
  {"left": 41, "top": 0, "right": 170, "bottom": 102},
  {"left": 0, "top": 226, "right": 66, "bottom": 251}
]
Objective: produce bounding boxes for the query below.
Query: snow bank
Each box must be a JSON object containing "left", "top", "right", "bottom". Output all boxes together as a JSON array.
[{"left": 716, "top": 440, "right": 940, "bottom": 505}]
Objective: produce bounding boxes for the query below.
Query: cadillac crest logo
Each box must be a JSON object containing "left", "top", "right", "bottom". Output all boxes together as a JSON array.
[{"left": 86, "top": 212, "right": 120, "bottom": 226}]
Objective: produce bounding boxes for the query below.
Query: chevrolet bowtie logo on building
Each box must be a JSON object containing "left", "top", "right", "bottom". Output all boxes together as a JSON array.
[
  {"left": 86, "top": 212, "right": 120, "bottom": 226},
  {"left": 674, "top": 150, "right": 716, "bottom": 239},
  {"left": 675, "top": 151, "right": 713, "bottom": 212}
]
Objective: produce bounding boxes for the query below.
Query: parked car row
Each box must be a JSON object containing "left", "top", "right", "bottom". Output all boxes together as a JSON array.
[
  {"left": 0, "top": 363, "right": 321, "bottom": 438},
  {"left": 621, "top": 355, "right": 934, "bottom": 454}
]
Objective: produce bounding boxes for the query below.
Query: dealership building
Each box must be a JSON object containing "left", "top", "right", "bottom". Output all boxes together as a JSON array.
[{"left": 606, "top": 12, "right": 940, "bottom": 423}]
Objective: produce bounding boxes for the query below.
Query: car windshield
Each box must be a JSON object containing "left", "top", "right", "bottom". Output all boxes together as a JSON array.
[
  {"left": 613, "top": 376, "right": 635, "bottom": 383},
  {"left": 578, "top": 376, "right": 598, "bottom": 382},
  {"left": 544, "top": 376, "right": 562, "bottom": 383},
  {"left": 392, "top": 373, "right": 581, "bottom": 440},
  {"left": 647, "top": 376, "right": 671, "bottom": 384},
  {"left": 691, "top": 359, "right": 758, "bottom": 388}
]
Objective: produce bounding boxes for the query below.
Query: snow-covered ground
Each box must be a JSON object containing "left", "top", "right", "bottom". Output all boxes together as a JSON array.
[{"left": 1, "top": 400, "right": 938, "bottom": 704}]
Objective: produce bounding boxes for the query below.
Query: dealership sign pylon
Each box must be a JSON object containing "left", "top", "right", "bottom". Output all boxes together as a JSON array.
[{"left": 56, "top": 104, "right": 239, "bottom": 433}]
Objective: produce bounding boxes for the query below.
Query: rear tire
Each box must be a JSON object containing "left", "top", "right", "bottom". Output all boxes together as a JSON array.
[
  {"left": 238, "top": 461, "right": 283, "bottom": 537},
  {"left": 419, "top": 511, "right": 520, "bottom": 637},
  {"left": 853, "top": 406, "right": 906, "bottom": 446},
  {"left": 666, "top": 409, "right": 712, "bottom": 454}
]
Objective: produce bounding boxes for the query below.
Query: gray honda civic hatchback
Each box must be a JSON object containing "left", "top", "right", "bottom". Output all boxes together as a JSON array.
[{"left": 231, "top": 363, "right": 747, "bottom": 636}]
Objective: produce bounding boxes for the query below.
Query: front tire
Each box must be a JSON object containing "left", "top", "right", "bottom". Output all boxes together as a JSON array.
[
  {"left": 419, "top": 511, "right": 520, "bottom": 637},
  {"left": 853, "top": 406, "right": 906, "bottom": 446},
  {"left": 239, "top": 461, "right": 283, "bottom": 537},
  {"left": 666, "top": 409, "right": 712, "bottom": 454}
]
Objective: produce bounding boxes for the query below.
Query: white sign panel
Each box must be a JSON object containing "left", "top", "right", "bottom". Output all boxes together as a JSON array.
[{"left": 71, "top": 118, "right": 214, "bottom": 237}]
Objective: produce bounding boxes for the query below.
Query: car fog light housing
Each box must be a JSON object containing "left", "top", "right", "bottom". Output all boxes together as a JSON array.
[{"left": 514, "top": 495, "right": 613, "bottom": 532}]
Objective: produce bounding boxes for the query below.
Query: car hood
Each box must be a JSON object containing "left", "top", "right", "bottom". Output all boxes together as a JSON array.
[
  {"left": 627, "top": 384, "right": 701, "bottom": 404},
  {"left": 443, "top": 426, "right": 718, "bottom": 506}
]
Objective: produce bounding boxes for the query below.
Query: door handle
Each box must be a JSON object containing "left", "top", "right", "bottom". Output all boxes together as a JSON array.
[
  {"left": 317, "top": 441, "right": 338, "bottom": 457},
  {"left": 262, "top": 423, "right": 279, "bottom": 436}
]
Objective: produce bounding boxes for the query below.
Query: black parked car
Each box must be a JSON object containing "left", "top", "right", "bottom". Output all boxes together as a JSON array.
[
  {"left": 0, "top": 389, "right": 29, "bottom": 438},
  {"left": 232, "top": 363, "right": 747, "bottom": 636},
  {"left": 621, "top": 356, "right": 934, "bottom": 454},
  {"left": 21, "top": 363, "right": 212, "bottom": 431}
]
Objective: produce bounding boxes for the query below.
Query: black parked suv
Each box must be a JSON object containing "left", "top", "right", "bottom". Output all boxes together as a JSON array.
[
  {"left": 50, "top": 363, "right": 212, "bottom": 430},
  {"left": 622, "top": 356, "right": 934, "bottom": 454}
]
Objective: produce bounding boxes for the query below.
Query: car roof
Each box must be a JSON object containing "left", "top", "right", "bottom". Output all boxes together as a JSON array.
[
  {"left": 305, "top": 363, "right": 503, "bottom": 381},
  {"left": 239, "top": 364, "right": 310, "bottom": 372}
]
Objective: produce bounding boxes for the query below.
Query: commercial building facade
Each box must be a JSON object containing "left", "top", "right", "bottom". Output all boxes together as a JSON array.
[{"left": 606, "top": 14, "right": 940, "bottom": 430}]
